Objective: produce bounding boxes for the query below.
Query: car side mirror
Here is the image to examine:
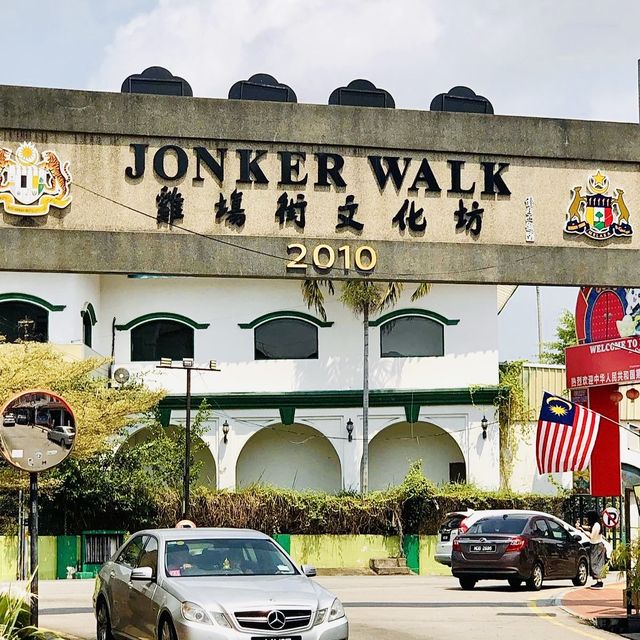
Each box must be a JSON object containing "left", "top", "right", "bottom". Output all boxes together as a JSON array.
[
  {"left": 131, "top": 566, "right": 154, "bottom": 581},
  {"left": 572, "top": 534, "right": 582, "bottom": 542},
  {"left": 301, "top": 564, "right": 317, "bottom": 577}
]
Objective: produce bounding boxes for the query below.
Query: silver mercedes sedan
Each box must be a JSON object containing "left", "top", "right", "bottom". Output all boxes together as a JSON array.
[{"left": 93, "top": 528, "right": 348, "bottom": 640}]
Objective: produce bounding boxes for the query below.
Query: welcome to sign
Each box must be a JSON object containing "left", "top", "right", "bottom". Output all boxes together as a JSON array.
[{"left": 0, "top": 84, "right": 639, "bottom": 285}]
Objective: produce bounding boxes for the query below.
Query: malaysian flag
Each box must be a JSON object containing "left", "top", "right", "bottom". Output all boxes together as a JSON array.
[{"left": 536, "top": 392, "right": 600, "bottom": 474}]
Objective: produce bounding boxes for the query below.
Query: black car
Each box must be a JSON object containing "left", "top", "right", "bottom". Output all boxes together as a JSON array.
[{"left": 452, "top": 512, "right": 589, "bottom": 591}]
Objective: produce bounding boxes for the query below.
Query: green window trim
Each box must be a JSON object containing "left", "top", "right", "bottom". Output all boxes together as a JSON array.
[
  {"left": 238, "top": 311, "right": 334, "bottom": 329},
  {"left": 80, "top": 303, "right": 97, "bottom": 326},
  {"left": 0, "top": 292, "right": 65, "bottom": 312},
  {"left": 369, "top": 308, "right": 459, "bottom": 328},
  {"left": 159, "top": 386, "right": 504, "bottom": 411},
  {"left": 115, "top": 312, "right": 210, "bottom": 331}
]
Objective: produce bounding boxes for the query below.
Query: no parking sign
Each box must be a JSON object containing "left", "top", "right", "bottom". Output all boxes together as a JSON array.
[{"left": 602, "top": 506, "right": 620, "bottom": 528}]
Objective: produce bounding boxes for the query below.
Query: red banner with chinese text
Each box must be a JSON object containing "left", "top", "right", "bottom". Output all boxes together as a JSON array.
[{"left": 565, "top": 336, "right": 640, "bottom": 389}]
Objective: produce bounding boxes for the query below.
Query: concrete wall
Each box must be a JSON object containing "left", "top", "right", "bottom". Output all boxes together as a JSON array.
[{"left": 0, "top": 536, "right": 57, "bottom": 581}]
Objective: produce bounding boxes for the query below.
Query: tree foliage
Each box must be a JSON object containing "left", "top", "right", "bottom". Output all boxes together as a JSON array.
[
  {"left": 540, "top": 309, "right": 577, "bottom": 365},
  {"left": 0, "top": 343, "right": 164, "bottom": 490}
]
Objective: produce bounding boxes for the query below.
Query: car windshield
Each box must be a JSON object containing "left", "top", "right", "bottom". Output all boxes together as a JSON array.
[
  {"left": 164, "top": 538, "right": 298, "bottom": 577},
  {"left": 467, "top": 516, "right": 529, "bottom": 535}
]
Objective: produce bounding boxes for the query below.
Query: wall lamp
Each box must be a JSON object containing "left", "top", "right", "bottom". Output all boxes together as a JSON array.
[
  {"left": 222, "top": 420, "right": 230, "bottom": 444},
  {"left": 481, "top": 416, "right": 488, "bottom": 440},
  {"left": 346, "top": 418, "right": 354, "bottom": 442}
]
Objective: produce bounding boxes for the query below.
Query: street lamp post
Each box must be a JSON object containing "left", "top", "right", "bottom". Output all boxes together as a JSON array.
[{"left": 157, "top": 358, "right": 220, "bottom": 520}]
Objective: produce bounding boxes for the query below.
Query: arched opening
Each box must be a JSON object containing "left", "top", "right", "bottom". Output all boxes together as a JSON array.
[
  {"left": 236, "top": 423, "right": 341, "bottom": 491},
  {"left": 368, "top": 421, "right": 465, "bottom": 490},
  {"left": 130, "top": 319, "right": 194, "bottom": 361},
  {"left": 0, "top": 301, "right": 48, "bottom": 343},
  {"left": 82, "top": 312, "right": 92, "bottom": 347},
  {"left": 120, "top": 425, "right": 216, "bottom": 488}
]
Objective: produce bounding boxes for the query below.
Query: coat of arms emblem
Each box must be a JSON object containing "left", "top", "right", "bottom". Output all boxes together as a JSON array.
[
  {"left": 0, "top": 142, "right": 72, "bottom": 216},
  {"left": 565, "top": 170, "right": 632, "bottom": 240}
]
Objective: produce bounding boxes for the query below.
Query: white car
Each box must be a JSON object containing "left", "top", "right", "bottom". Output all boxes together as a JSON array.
[
  {"left": 435, "top": 509, "right": 589, "bottom": 566},
  {"left": 435, "top": 510, "right": 474, "bottom": 566},
  {"left": 94, "top": 527, "right": 348, "bottom": 640}
]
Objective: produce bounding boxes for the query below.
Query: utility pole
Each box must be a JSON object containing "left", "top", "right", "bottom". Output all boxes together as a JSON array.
[
  {"left": 157, "top": 358, "right": 220, "bottom": 520},
  {"left": 536, "top": 286, "right": 543, "bottom": 360}
]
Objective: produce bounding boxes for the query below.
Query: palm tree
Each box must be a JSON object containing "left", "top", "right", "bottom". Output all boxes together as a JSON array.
[{"left": 302, "top": 279, "right": 431, "bottom": 493}]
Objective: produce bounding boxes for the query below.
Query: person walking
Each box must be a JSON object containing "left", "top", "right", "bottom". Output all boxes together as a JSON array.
[{"left": 576, "top": 510, "right": 606, "bottom": 589}]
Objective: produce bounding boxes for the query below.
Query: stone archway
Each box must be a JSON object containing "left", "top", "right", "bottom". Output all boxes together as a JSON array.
[
  {"left": 369, "top": 421, "right": 465, "bottom": 490},
  {"left": 236, "top": 423, "right": 341, "bottom": 492},
  {"left": 121, "top": 425, "right": 216, "bottom": 488}
]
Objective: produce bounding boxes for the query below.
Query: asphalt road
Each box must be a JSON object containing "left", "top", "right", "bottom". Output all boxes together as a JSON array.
[
  {"left": 0, "top": 423, "right": 68, "bottom": 470},
  {"left": 4, "top": 575, "right": 616, "bottom": 640}
]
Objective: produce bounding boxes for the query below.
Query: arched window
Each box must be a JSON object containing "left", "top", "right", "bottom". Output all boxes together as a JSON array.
[
  {"left": 131, "top": 320, "right": 194, "bottom": 361},
  {"left": 0, "top": 301, "right": 48, "bottom": 343},
  {"left": 380, "top": 316, "right": 444, "bottom": 357},
  {"left": 255, "top": 318, "right": 318, "bottom": 360}
]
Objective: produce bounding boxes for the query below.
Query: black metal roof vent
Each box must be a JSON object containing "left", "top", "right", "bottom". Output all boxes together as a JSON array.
[
  {"left": 121, "top": 66, "right": 193, "bottom": 96},
  {"left": 228, "top": 73, "right": 297, "bottom": 103},
  {"left": 328, "top": 79, "right": 395, "bottom": 108},
  {"left": 430, "top": 86, "right": 493, "bottom": 114}
]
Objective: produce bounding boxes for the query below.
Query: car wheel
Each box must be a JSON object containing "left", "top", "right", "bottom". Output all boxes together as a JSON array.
[
  {"left": 96, "top": 600, "right": 113, "bottom": 640},
  {"left": 159, "top": 616, "right": 177, "bottom": 640},
  {"left": 572, "top": 558, "right": 588, "bottom": 587},
  {"left": 508, "top": 577, "right": 522, "bottom": 590},
  {"left": 526, "top": 563, "right": 544, "bottom": 591},
  {"left": 459, "top": 577, "right": 477, "bottom": 590}
]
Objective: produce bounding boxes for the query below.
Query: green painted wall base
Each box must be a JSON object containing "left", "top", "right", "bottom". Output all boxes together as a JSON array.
[{"left": 0, "top": 533, "right": 451, "bottom": 579}]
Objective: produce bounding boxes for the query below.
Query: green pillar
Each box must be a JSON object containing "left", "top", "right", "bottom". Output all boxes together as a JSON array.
[
  {"left": 56, "top": 535, "right": 79, "bottom": 579},
  {"left": 402, "top": 534, "right": 420, "bottom": 574},
  {"left": 272, "top": 533, "right": 291, "bottom": 554}
]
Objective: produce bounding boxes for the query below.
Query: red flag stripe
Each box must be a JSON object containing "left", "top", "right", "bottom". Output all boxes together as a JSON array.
[
  {"left": 538, "top": 421, "right": 553, "bottom": 474},
  {"left": 553, "top": 423, "right": 571, "bottom": 473},
  {"left": 576, "top": 407, "right": 599, "bottom": 470},
  {"left": 536, "top": 422, "right": 547, "bottom": 474},
  {"left": 570, "top": 407, "right": 592, "bottom": 471},
  {"left": 544, "top": 420, "right": 561, "bottom": 474}
]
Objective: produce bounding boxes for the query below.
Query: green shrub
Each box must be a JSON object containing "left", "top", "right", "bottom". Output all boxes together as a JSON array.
[{"left": 0, "top": 460, "right": 569, "bottom": 536}]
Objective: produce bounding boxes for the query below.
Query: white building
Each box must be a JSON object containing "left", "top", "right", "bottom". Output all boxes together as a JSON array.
[{"left": 0, "top": 272, "right": 501, "bottom": 492}]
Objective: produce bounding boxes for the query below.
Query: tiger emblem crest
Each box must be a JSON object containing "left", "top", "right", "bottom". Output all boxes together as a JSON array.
[{"left": 0, "top": 142, "right": 72, "bottom": 216}]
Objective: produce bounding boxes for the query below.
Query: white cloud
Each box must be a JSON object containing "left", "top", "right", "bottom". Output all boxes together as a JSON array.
[
  {"left": 90, "top": 0, "right": 640, "bottom": 122},
  {"left": 90, "top": 0, "right": 440, "bottom": 104}
]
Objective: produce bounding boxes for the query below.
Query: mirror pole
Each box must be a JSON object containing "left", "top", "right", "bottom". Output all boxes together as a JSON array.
[{"left": 29, "top": 471, "right": 38, "bottom": 627}]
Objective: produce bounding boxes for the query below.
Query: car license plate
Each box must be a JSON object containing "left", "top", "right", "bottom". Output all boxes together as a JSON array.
[
  {"left": 441, "top": 533, "right": 450, "bottom": 541},
  {"left": 470, "top": 544, "right": 495, "bottom": 552},
  {"left": 251, "top": 637, "right": 302, "bottom": 640}
]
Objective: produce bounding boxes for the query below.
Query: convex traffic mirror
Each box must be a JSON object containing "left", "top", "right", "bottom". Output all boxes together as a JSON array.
[{"left": 0, "top": 390, "right": 76, "bottom": 472}]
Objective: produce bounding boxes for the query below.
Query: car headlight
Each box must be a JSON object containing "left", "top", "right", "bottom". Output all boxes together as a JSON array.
[
  {"left": 313, "top": 607, "right": 327, "bottom": 625},
  {"left": 181, "top": 602, "right": 211, "bottom": 624},
  {"left": 328, "top": 598, "right": 345, "bottom": 622}
]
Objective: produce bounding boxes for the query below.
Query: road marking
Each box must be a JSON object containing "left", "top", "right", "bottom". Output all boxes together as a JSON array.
[{"left": 528, "top": 599, "right": 604, "bottom": 639}]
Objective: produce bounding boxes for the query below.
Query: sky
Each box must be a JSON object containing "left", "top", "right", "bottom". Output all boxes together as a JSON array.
[{"left": 4, "top": 0, "right": 640, "bottom": 361}]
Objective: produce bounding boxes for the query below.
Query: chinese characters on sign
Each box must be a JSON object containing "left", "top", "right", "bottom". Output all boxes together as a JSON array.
[
  {"left": 454, "top": 199, "right": 484, "bottom": 236},
  {"left": 524, "top": 196, "right": 535, "bottom": 242},
  {"left": 392, "top": 199, "right": 426, "bottom": 232},
  {"left": 156, "top": 186, "right": 184, "bottom": 224},
  {"left": 215, "top": 190, "right": 246, "bottom": 227},
  {"left": 336, "top": 195, "right": 363, "bottom": 232},
  {"left": 276, "top": 193, "right": 307, "bottom": 229}
]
